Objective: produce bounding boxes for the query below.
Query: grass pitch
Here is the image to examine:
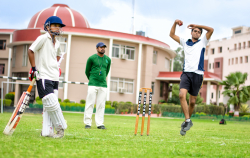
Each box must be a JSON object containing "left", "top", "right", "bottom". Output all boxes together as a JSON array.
[{"left": 1, "top": 112, "right": 250, "bottom": 158}]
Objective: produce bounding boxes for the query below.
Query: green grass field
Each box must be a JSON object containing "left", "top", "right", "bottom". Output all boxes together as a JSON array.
[{"left": 1, "top": 112, "right": 250, "bottom": 158}]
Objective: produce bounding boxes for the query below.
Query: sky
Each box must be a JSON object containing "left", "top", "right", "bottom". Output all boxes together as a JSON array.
[{"left": 1, "top": 0, "right": 250, "bottom": 50}]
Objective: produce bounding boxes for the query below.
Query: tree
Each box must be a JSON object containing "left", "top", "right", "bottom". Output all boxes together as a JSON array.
[
  {"left": 219, "top": 72, "right": 250, "bottom": 116},
  {"left": 173, "top": 47, "right": 185, "bottom": 71}
]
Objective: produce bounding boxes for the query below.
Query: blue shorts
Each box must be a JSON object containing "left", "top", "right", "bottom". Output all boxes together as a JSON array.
[
  {"left": 36, "top": 79, "right": 59, "bottom": 98},
  {"left": 179, "top": 72, "right": 203, "bottom": 96}
]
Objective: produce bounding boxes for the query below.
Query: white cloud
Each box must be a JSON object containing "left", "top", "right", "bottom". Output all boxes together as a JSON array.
[{"left": 89, "top": 0, "right": 234, "bottom": 51}]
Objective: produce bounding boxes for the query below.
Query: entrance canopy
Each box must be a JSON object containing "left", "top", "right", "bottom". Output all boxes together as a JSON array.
[
  {"left": 156, "top": 71, "right": 221, "bottom": 85},
  {"left": 156, "top": 71, "right": 222, "bottom": 105}
]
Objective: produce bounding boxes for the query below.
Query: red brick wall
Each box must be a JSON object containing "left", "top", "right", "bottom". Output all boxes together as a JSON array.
[
  {"left": 204, "top": 60, "right": 208, "bottom": 72},
  {"left": 214, "top": 57, "right": 223, "bottom": 80}
]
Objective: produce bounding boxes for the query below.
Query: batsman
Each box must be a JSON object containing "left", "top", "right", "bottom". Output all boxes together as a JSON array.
[{"left": 28, "top": 16, "right": 67, "bottom": 138}]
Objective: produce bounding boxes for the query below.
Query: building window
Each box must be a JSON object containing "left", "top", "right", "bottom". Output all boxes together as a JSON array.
[
  {"left": 218, "top": 47, "right": 222, "bottom": 53},
  {"left": 248, "top": 41, "right": 250, "bottom": 48},
  {"left": 240, "top": 57, "right": 243, "bottom": 63},
  {"left": 22, "top": 45, "right": 28, "bottom": 67},
  {"left": 245, "top": 56, "right": 248, "bottom": 63},
  {"left": 0, "top": 64, "right": 5, "bottom": 74},
  {"left": 151, "top": 82, "right": 155, "bottom": 95},
  {"left": 236, "top": 57, "right": 238, "bottom": 64},
  {"left": 211, "top": 48, "right": 214, "bottom": 54},
  {"left": 209, "top": 63, "right": 211, "bottom": 69},
  {"left": 235, "top": 30, "right": 241, "bottom": 34},
  {"left": 234, "top": 44, "right": 237, "bottom": 50},
  {"left": 160, "top": 82, "right": 163, "bottom": 97},
  {"left": 165, "top": 58, "right": 170, "bottom": 69},
  {"left": 232, "top": 58, "right": 234, "bottom": 65},
  {"left": 59, "top": 73, "right": 65, "bottom": 88},
  {"left": 110, "top": 77, "right": 134, "bottom": 93},
  {"left": 153, "top": 51, "right": 157, "bottom": 64},
  {"left": 211, "top": 92, "right": 213, "bottom": 99},
  {"left": 215, "top": 62, "right": 220, "bottom": 68},
  {"left": 12, "top": 47, "right": 16, "bottom": 68},
  {"left": 125, "top": 46, "right": 135, "bottom": 60},
  {"left": 112, "top": 44, "right": 120, "bottom": 58},
  {"left": 213, "top": 63, "right": 214, "bottom": 69},
  {"left": 112, "top": 44, "right": 135, "bottom": 60},
  {"left": 238, "top": 43, "right": 241, "bottom": 50},
  {"left": 228, "top": 59, "right": 230, "bottom": 65},
  {"left": 58, "top": 37, "right": 67, "bottom": 53},
  {"left": 243, "top": 42, "right": 246, "bottom": 49},
  {"left": 0, "top": 40, "right": 6, "bottom": 50}
]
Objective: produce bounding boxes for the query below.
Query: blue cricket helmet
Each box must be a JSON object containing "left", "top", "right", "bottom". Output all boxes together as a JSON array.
[{"left": 44, "top": 16, "right": 66, "bottom": 31}]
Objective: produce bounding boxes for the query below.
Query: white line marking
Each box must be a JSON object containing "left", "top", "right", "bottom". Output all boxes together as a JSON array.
[
  {"left": 34, "top": 8, "right": 48, "bottom": 28},
  {"left": 53, "top": 6, "right": 60, "bottom": 16},
  {"left": 65, "top": 7, "right": 75, "bottom": 27}
]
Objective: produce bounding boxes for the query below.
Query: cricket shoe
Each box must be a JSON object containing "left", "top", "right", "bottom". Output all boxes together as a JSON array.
[
  {"left": 85, "top": 125, "right": 91, "bottom": 129},
  {"left": 183, "top": 120, "right": 193, "bottom": 131},
  {"left": 53, "top": 129, "right": 64, "bottom": 138},
  {"left": 180, "top": 120, "right": 193, "bottom": 136},
  {"left": 180, "top": 122, "right": 186, "bottom": 136},
  {"left": 40, "top": 131, "right": 55, "bottom": 138},
  {"left": 97, "top": 125, "right": 106, "bottom": 129}
]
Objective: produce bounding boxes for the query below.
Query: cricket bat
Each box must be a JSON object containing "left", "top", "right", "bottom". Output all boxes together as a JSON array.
[{"left": 3, "top": 78, "right": 36, "bottom": 135}]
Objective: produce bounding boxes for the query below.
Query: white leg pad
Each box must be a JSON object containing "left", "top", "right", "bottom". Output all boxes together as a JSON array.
[
  {"left": 42, "top": 93, "right": 67, "bottom": 131},
  {"left": 41, "top": 107, "right": 54, "bottom": 136},
  {"left": 54, "top": 90, "right": 58, "bottom": 98}
]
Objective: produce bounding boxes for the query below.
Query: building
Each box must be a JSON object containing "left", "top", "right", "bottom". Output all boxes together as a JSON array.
[
  {"left": 0, "top": 4, "right": 176, "bottom": 105},
  {"left": 204, "top": 26, "right": 250, "bottom": 106}
]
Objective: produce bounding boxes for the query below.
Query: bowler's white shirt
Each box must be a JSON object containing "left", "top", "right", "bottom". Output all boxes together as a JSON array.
[
  {"left": 29, "top": 32, "right": 62, "bottom": 81},
  {"left": 180, "top": 35, "right": 209, "bottom": 75}
]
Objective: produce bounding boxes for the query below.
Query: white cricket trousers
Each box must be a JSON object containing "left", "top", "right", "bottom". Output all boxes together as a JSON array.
[{"left": 84, "top": 86, "right": 107, "bottom": 127}]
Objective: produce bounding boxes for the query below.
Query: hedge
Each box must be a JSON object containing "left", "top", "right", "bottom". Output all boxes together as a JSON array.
[
  {"left": 0, "top": 99, "right": 12, "bottom": 106},
  {"left": 29, "top": 102, "right": 115, "bottom": 114},
  {"left": 5, "top": 93, "right": 15, "bottom": 101}
]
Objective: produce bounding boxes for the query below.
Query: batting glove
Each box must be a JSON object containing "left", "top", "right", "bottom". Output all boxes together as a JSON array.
[{"left": 29, "top": 67, "right": 40, "bottom": 81}]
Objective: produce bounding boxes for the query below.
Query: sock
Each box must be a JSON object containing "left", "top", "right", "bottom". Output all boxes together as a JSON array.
[{"left": 186, "top": 119, "right": 190, "bottom": 122}]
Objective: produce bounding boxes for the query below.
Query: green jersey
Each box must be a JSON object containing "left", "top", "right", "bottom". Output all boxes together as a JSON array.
[{"left": 85, "top": 54, "right": 111, "bottom": 88}]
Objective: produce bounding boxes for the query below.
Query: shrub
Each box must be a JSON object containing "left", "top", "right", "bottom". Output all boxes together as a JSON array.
[
  {"left": 198, "top": 112, "right": 206, "bottom": 116},
  {"left": 106, "top": 101, "right": 112, "bottom": 105},
  {"left": 36, "top": 101, "right": 43, "bottom": 105},
  {"left": 5, "top": 93, "right": 15, "bottom": 101},
  {"left": 240, "top": 104, "right": 250, "bottom": 113},
  {"left": 167, "top": 97, "right": 180, "bottom": 104},
  {"left": 0, "top": 99, "right": 12, "bottom": 106},
  {"left": 153, "top": 104, "right": 161, "bottom": 114},
  {"left": 242, "top": 115, "right": 250, "bottom": 118},
  {"left": 80, "top": 100, "right": 86, "bottom": 104},
  {"left": 58, "top": 98, "right": 62, "bottom": 102},
  {"left": 35, "top": 96, "right": 42, "bottom": 102},
  {"left": 63, "top": 99, "right": 70, "bottom": 103},
  {"left": 158, "top": 99, "right": 166, "bottom": 103},
  {"left": 116, "top": 102, "right": 132, "bottom": 114},
  {"left": 112, "top": 101, "right": 118, "bottom": 108}
]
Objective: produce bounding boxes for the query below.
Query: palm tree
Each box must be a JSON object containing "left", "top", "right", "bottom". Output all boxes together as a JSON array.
[{"left": 219, "top": 72, "right": 250, "bottom": 116}]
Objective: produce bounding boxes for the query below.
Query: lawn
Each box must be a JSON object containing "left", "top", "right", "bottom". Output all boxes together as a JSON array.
[{"left": 0, "top": 112, "right": 250, "bottom": 158}]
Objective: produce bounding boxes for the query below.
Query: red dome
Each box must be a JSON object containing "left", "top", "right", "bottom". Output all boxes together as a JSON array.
[{"left": 27, "top": 4, "right": 90, "bottom": 29}]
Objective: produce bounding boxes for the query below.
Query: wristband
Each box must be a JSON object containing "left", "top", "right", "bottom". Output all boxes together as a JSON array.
[{"left": 32, "top": 67, "right": 36, "bottom": 71}]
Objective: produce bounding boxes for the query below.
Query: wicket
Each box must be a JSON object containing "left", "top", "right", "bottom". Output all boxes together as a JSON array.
[{"left": 134, "top": 88, "right": 152, "bottom": 136}]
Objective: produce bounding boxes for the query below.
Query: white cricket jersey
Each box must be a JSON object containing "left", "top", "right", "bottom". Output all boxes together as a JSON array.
[
  {"left": 29, "top": 32, "right": 63, "bottom": 81},
  {"left": 180, "top": 35, "right": 209, "bottom": 75}
]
